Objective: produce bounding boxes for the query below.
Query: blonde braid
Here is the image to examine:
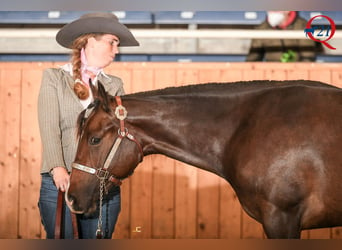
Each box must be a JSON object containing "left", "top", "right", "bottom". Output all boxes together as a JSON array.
[{"left": 70, "top": 34, "right": 97, "bottom": 100}]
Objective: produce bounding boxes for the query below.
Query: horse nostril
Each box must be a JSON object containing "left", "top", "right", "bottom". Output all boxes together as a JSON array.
[
  {"left": 65, "top": 193, "right": 85, "bottom": 214},
  {"left": 68, "top": 195, "right": 75, "bottom": 204},
  {"left": 65, "top": 192, "right": 75, "bottom": 205}
]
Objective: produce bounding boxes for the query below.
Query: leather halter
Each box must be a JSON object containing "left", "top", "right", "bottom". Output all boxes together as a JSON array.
[{"left": 72, "top": 96, "right": 143, "bottom": 186}]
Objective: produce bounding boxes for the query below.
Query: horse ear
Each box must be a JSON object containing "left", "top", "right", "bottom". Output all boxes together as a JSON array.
[
  {"left": 96, "top": 81, "right": 111, "bottom": 112},
  {"left": 89, "top": 80, "right": 110, "bottom": 111},
  {"left": 97, "top": 81, "right": 108, "bottom": 100},
  {"left": 89, "top": 79, "right": 106, "bottom": 100},
  {"left": 89, "top": 79, "right": 98, "bottom": 98}
]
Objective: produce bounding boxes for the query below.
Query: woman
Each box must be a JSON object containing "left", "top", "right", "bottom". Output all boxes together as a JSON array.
[{"left": 37, "top": 12, "right": 139, "bottom": 239}]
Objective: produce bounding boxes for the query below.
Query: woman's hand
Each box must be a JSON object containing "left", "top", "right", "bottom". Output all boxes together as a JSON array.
[{"left": 51, "top": 166, "right": 70, "bottom": 192}]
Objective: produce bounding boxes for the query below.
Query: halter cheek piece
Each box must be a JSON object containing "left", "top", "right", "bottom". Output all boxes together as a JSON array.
[{"left": 72, "top": 96, "right": 143, "bottom": 186}]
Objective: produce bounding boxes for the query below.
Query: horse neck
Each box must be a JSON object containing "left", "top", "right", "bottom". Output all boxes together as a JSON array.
[{"left": 123, "top": 95, "right": 240, "bottom": 177}]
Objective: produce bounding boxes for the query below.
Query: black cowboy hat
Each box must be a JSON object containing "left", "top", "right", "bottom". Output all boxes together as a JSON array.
[{"left": 56, "top": 12, "right": 139, "bottom": 48}]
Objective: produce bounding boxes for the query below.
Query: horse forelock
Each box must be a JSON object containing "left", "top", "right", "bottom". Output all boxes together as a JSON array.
[{"left": 76, "top": 99, "right": 101, "bottom": 138}]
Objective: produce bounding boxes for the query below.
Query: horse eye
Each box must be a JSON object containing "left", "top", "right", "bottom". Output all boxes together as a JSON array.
[{"left": 89, "top": 137, "right": 101, "bottom": 145}]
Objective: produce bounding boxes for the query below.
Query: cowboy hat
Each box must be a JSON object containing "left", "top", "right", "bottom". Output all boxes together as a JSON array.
[{"left": 56, "top": 12, "right": 139, "bottom": 48}]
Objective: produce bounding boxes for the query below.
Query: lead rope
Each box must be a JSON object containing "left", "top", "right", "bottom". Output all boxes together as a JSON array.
[{"left": 96, "top": 178, "right": 105, "bottom": 238}]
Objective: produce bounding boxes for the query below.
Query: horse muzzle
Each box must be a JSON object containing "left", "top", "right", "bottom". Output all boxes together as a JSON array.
[{"left": 64, "top": 188, "right": 84, "bottom": 214}]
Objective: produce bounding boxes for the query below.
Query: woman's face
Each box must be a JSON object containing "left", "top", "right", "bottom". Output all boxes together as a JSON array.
[{"left": 85, "top": 34, "right": 120, "bottom": 68}]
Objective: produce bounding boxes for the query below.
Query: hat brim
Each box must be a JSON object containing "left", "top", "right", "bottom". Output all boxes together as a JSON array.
[{"left": 56, "top": 16, "right": 139, "bottom": 48}]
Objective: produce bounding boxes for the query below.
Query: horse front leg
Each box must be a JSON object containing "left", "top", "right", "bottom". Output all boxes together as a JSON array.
[{"left": 262, "top": 205, "right": 302, "bottom": 239}]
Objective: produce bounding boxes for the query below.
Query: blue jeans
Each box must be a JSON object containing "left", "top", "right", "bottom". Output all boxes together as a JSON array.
[{"left": 38, "top": 173, "right": 121, "bottom": 239}]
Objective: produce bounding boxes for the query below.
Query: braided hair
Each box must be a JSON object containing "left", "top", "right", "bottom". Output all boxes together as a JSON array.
[{"left": 70, "top": 34, "right": 102, "bottom": 100}]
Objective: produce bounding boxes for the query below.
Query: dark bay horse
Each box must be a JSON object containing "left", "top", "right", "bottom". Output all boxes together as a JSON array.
[{"left": 66, "top": 79, "right": 342, "bottom": 238}]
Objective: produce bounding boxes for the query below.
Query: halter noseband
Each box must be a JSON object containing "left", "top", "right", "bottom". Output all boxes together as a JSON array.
[{"left": 72, "top": 96, "right": 143, "bottom": 186}]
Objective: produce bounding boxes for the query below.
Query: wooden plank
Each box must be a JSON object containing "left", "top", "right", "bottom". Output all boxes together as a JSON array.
[
  {"left": 287, "top": 69, "right": 310, "bottom": 80},
  {"left": 295, "top": 63, "right": 338, "bottom": 72},
  {"left": 0, "top": 67, "right": 21, "bottom": 238},
  {"left": 151, "top": 156, "right": 175, "bottom": 238},
  {"left": 331, "top": 70, "right": 342, "bottom": 88},
  {"left": 174, "top": 68, "right": 199, "bottom": 238},
  {"left": 176, "top": 68, "right": 199, "bottom": 86},
  {"left": 112, "top": 181, "right": 131, "bottom": 239},
  {"left": 253, "top": 62, "right": 297, "bottom": 71},
  {"left": 241, "top": 209, "right": 264, "bottom": 238},
  {"left": 219, "top": 179, "right": 241, "bottom": 238},
  {"left": 174, "top": 162, "right": 198, "bottom": 238},
  {"left": 264, "top": 69, "right": 288, "bottom": 81},
  {"left": 198, "top": 68, "right": 221, "bottom": 84},
  {"left": 220, "top": 69, "right": 243, "bottom": 82},
  {"left": 107, "top": 63, "right": 133, "bottom": 94},
  {"left": 300, "top": 230, "right": 310, "bottom": 239},
  {"left": 18, "top": 63, "right": 52, "bottom": 239},
  {"left": 196, "top": 171, "right": 220, "bottom": 238},
  {"left": 129, "top": 68, "right": 155, "bottom": 239},
  {"left": 308, "top": 228, "right": 331, "bottom": 239},
  {"left": 332, "top": 227, "right": 342, "bottom": 239},
  {"left": 151, "top": 68, "right": 177, "bottom": 238},
  {"left": 309, "top": 69, "right": 332, "bottom": 84},
  {"left": 129, "top": 158, "right": 153, "bottom": 239},
  {"left": 242, "top": 69, "right": 265, "bottom": 81}
]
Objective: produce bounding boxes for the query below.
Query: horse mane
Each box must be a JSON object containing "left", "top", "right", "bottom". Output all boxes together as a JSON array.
[
  {"left": 76, "top": 79, "right": 336, "bottom": 137},
  {"left": 125, "top": 80, "right": 336, "bottom": 98}
]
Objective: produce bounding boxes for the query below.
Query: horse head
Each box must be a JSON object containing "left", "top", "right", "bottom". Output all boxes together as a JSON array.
[{"left": 66, "top": 81, "right": 143, "bottom": 215}]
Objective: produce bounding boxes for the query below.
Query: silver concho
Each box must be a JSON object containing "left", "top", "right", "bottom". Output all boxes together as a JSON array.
[{"left": 115, "top": 105, "right": 128, "bottom": 120}]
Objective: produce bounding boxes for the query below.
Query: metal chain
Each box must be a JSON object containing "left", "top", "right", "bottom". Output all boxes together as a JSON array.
[{"left": 96, "top": 178, "right": 105, "bottom": 239}]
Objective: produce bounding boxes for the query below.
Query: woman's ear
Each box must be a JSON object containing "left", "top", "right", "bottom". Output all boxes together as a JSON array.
[{"left": 86, "top": 36, "right": 97, "bottom": 48}]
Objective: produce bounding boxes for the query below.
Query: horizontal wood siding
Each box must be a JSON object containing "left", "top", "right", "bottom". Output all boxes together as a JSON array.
[{"left": 0, "top": 62, "right": 341, "bottom": 239}]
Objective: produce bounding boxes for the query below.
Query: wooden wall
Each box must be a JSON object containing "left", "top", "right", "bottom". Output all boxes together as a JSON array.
[{"left": 0, "top": 62, "right": 341, "bottom": 239}]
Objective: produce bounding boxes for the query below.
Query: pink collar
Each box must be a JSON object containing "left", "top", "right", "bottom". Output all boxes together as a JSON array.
[{"left": 81, "top": 48, "right": 103, "bottom": 86}]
